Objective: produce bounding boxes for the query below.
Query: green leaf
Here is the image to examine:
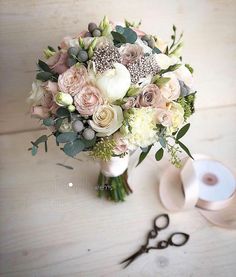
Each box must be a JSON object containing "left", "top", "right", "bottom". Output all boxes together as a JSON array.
[
  {"left": 185, "top": 64, "right": 194, "bottom": 74},
  {"left": 177, "top": 141, "right": 194, "bottom": 159},
  {"left": 115, "top": 25, "right": 124, "bottom": 33},
  {"left": 160, "top": 64, "right": 181, "bottom": 74},
  {"left": 111, "top": 31, "right": 126, "bottom": 44},
  {"left": 176, "top": 123, "right": 190, "bottom": 141},
  {"left": 153, "top": 47, "right": 162, "bottom": 54},
  {"left": 31, "top": 145, "right": 38, "bottom": 156},
  {"left": 81, "top": 137, "right": 96, "bottom": 148},
  {"left": 48, "top": 45, "right": 56, "bottom": 52},
  {"left": 38, "top": 59, "right": 51, "bottom": 72},
  {"left": 159, "top": 137, "right": 166, "bottom": 148},
  {"left": 56, "top": 132, "right": 77, "bottom": 143},
  {"left": 123, "top": 27, "right": 137, "bottom": 44},
  {"left": 153, "top": 77, "right": 171, "bottom": 87},
  {"left": 36, "top": 71, "right": 53, "bottom": 81},
  {"left": 56, "top": 107, "right": 70, "bottom": 117},
  {"left": 63, "top": 139, "right": 85, "bottom": 157},
  {"left": 34, "top": 135, "right": 48, "bottom": 146},
  {"left": 136, "top": 145, "right": 152, "bottom": 167},
  {"left": 55, "top": 118, "right": 64, "bottom": 129},
  {"left": 43, "top": 118, "right": 55, "bottom": 126},
  {"left": 155, "top": 148, "right": 164, "bottom": 161},
  {"left": 44, "top": 141, "right": 48, "bottom": 152}
]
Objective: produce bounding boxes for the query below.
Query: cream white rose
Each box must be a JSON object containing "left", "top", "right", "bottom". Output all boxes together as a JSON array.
[
  {"left": 27, "top": 81, "right": 45, "bottom": 106},
  {"left": 174, "top": 65, "right": 194, "bottom": 88},
  {"left": 167, "top": 102, "right": 184, "bottom": 134},
  {"left": 160, "top": 72, "right": 180, "bottom": 101},
  {"left": 89, "top": 104, "right": 123, "bottom": 137},
  {"left": 154, "top": 53, "right": 175, "bottom": 70},
  {"left": 96, "top": 63, "right": 131, "bottom": 103}
]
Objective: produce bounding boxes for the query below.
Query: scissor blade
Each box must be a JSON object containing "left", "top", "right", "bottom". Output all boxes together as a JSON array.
[{"left": 120, "top": 249, "right": 143, "bottom": 268}]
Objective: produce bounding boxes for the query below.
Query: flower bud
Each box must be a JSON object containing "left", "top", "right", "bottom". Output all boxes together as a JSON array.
[
  {"left": 55, "top": 92, "right": 73, "bottom": 106},
  {"left": 68, "top": 105, "right": 76, "bottom": 112}
]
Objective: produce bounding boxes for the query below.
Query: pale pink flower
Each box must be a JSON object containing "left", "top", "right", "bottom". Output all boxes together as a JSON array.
[
  {"left": 74, "top": 85, "right": 103, "bottom": 116},
  {"left": 113, "top": 132, "right": 128, "bottom": 155},
  {"left": 131, "top": 27, "right": 146, "bottom": 37},
  {"left": 122, "top": 97, "right": 137, "bottom": 110},
  {"left": 119, "top": 43, "right": 143, "bottom": 65},
  {"left": 31, "top": 106, "right": 50, "bottom": 119},
  {"left": 46, "top": 51, "right": 69, "bottom": 74},
  {"left": 136, "top": 84, "right": 166, "bottom": 108},
  {"left": 42, "top": 80, "right": 58, "bottom": 95},
  {"left": 58, "top": 65, "right": 88, "bottom": 96},
  {"left": 156, "top": 108, "right": 172, "bottom": 127},
  {"left": 160, "top": 72, "right": 181, "bottom": 101}
]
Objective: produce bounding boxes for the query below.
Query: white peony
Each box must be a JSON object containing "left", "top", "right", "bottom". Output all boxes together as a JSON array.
[
  {"left": 135, "top": 38, "right": 153, "bottom": 54},
  {"left": 174, "top": 65, "right": 194, "bottom": 88},
  {"left": 167, "top": 102, "right": 185, "bottom": 134},
  {"left": 160, "top": 72, "right": 181, "bottom": 101},
  {"left": 89, "top": 104, "right": 123, "bottom": 137},
  {"left": 27, "top": 81, "right": 45, "bottom": 106},
  {"left": 95, "top": 63, "right": 131, "bottom": 103}
]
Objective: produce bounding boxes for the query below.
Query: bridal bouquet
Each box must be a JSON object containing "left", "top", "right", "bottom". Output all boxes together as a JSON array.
[{"left": 28, "top": 17, "right": 196, "bottom": 202}]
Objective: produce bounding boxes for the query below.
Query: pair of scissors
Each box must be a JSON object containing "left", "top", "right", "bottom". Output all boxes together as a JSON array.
[{"left": 120, "top": 214, "right": 189, "bottom": 268}]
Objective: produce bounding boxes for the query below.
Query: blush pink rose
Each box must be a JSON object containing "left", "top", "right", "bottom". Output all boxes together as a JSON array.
[
  {"left": 136, "top": 84, "right": 166, "bottom": 108},
  {"left": 122, "top": 97, "right": 137, "bottom": 110},
  {"left": 74, "top": 85, "right": 103, "bottom": 116},
  {"left": 31, "top": 106, "right": 50, "bottom": 119},
  {"left": 42, "top": 80, "right": 58, "bottom": 95},
  {"left": 131, "top": 27, "right": 146, "bottom": 37},
  {"left": 46, "top": 51, "right": 69, "bottom": 74},
  {"left": 58, "top": 65, "right": 88, "bottom": 96},
  {"left": 113, "top": 132, "right": 128, "bottom": 155},
  {"left": 119, "top": 43, "right": 143, "bottom": 65},
  {"left": 156, "top": 108, "right": 172, "bottom": 127}
]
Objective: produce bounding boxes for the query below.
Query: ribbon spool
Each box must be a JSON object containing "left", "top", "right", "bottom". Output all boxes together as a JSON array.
[{"left": 159, "top": 154, "right": 236, "bottom": 229}]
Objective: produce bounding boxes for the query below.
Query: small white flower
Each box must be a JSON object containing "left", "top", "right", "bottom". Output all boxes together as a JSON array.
[
  {"left": 154, "top": 53, "right": 175, "bottom": 70},
  {"left": 27, "top": 81, "right": 45, "bottom": 106},
  {"left": 55, "top": 92, "right": 73, "bottom": 106}
]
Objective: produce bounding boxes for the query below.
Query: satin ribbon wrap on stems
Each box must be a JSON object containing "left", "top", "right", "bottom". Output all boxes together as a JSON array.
[
  {"left": 159, "top": 154, "right": 236, "bottom": 229},
  {"left": 97, "top": 153, "right": 132, "bottom": 202}
]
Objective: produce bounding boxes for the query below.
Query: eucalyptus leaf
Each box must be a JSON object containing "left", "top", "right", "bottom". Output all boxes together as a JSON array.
[
  {"left": 63, "top": 139, "right": 85, "bottom": 157},
  {"left": 43, "top": 118, "right": 55, "bottom": 126},
  {"left": 31, "top": 145, "right": 38, "bottom": 156},
  {"left": 55, "top": 118, "right": 64, "bottom": 129},
  {"left": 177, "top": 141, "right": 194, "bottom": 159},
  {"left": 155, "top": 148, "right": 164, "bottom": 161},
  {"left": 38, "top": 59, "right": 51, "bottom": 72},
  {"left": 36, "top": 71, "right": 53, "bottom": 81},
  {"left": 115, "top": 25, "right": 124, "bottom": 34},
  {"left": 56, "top": 107, "right": 70, "bottom": 117},
  {"left": 123, "top": 27, "right": 137, "bottom": 44},
  {"left": 34, "top": 135, "right": 48, "bottom": 146},
  {"left": 136, "top": 145, "right": 152, "bottom": 167},
  {"left": 82, "top": 137, "right": 96, "bottom": 148},
  {"left": 159, "top": 137, "right": 166, "bottom": 148},
  {"left": 153, "top": 47, "right": 162, "bottom": 54},
  {"left": 111, "top": 31, "right": 126, "bottom": 43},
  {"left": 176, "top": 123, "right": 190, "bottom": 141},
  {"left": 56, "top": 132, "right": 77, "bottom": 143}
]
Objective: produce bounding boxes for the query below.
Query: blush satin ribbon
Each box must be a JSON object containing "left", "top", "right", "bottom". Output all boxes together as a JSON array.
[{"left": 159, "top": 154, "right": 236, "bottom": 229}]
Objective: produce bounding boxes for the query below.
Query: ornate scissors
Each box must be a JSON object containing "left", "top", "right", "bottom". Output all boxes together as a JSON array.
[{"left": 120, "top": 214, "right": 189, "bottom": 268}]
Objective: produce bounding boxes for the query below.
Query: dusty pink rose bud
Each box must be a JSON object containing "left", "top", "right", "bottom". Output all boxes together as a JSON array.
[
  {"left": 136, "top": 84, "right": 166, "bottom": 108},
  {"left": 42, "top": 81, "right": 58, "bottom": 95},
  {"left": 119, "top": 43, "right": 143, "bottom": 65},
  {"left": 74, "top": 85, "right": 103, "bottom": 116},
  {"left": 31, "top": 106, "right": 50, "bottom": 119},
  {"left": 113, "top": 132, "right": 128, "bottom": 155},
  {"left": 58, "top": 65, "right": 88, "bottom": 96},
  {"left": 122, "top": 97, "right": 137, "bottom": 110},
  {"left": 131, "top": 27, "right": 146, "bottom": 37},
  {"left": 156, "top": 108, "right": 172, "bottom": 127},
  {"left": 46, "top": 51, "right": 69, "bottom": 74}
]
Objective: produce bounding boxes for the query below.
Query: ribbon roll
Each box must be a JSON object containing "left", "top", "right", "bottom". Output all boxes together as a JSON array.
[{"left": 159, "top": 154, "right": 236, "bottom": 229}]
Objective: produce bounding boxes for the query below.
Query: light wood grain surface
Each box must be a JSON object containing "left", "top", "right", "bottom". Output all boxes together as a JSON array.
[{"left": 0, "top": 1, "right": 236, "bottom": 276}]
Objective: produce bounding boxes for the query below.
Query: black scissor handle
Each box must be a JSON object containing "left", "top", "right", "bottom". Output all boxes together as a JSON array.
[
  {"left": 154, "top": 214, "right": 170, "bottom": 231},
  {"left": 168, "top": 232, "right": 190, "bottom": 247}
]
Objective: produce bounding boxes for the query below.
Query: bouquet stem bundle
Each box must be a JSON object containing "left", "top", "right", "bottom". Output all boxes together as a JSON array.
[{"left": 97, "top": 170, "right": 132, "bottom": 202}]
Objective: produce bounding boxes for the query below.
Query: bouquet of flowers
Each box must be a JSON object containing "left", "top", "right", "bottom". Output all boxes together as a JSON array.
[{"left": 28, "top": 17, "right": 196, "bottom": 202}]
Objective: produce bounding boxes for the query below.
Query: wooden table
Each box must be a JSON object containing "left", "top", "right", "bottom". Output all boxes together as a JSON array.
[{"left": 0, "top": 1, "right": 236, "bottom": 276}]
